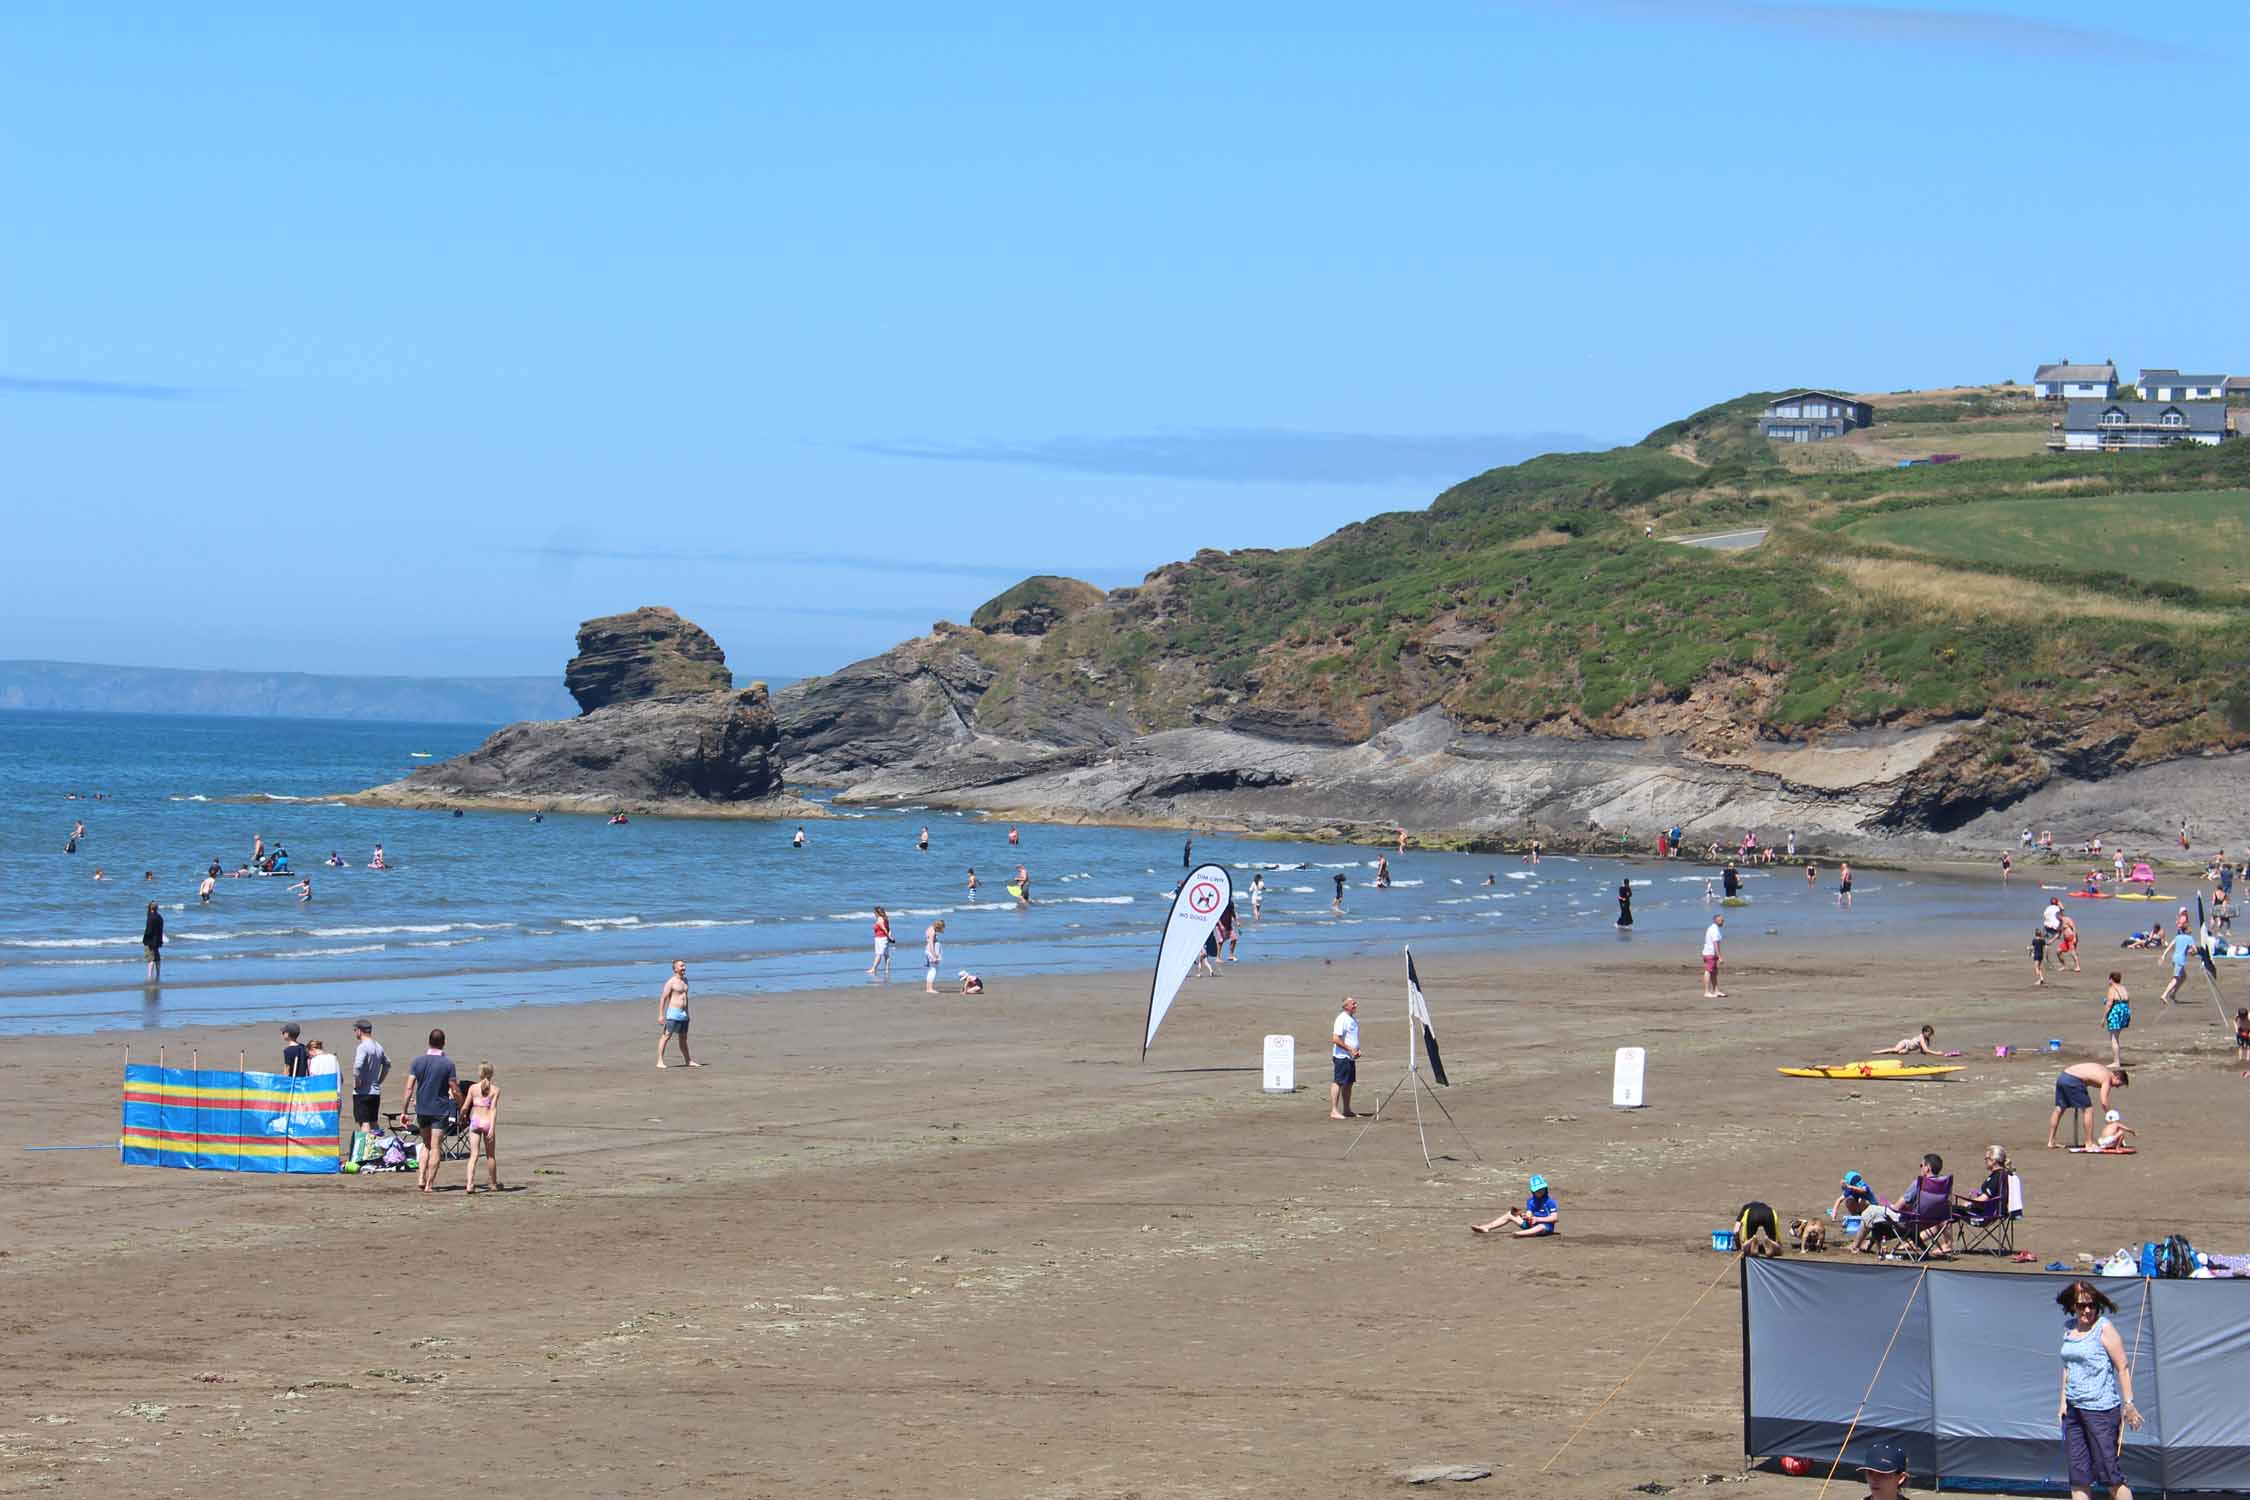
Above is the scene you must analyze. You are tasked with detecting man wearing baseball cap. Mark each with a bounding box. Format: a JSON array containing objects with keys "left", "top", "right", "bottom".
[{"left": 1858, "top": 1438, "right": 1908, "bottom": 1498}]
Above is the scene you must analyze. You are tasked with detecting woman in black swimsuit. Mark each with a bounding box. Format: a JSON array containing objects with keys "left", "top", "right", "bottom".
[{"left": 1616, "top": 879, "right": 1633, "bottom": 928}]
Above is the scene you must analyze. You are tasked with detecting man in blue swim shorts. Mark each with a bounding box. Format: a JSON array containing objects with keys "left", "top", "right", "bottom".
[{"left": 2047, "top": 1061, "right": 2125, "bottom": 1150}]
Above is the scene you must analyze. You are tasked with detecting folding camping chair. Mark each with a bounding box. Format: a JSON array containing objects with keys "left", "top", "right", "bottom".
[
  {"left": 1954, "top": 1172, "right": 2023, "bottom": 1256},
  {"left": 1893, "top": 1174, "right": 1956, "bottom": 1263}
]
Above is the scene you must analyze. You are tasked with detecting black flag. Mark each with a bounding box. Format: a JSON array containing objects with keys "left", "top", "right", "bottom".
[{"left": 1405, "top": 948, "right": 1449, "bottom": 1086}]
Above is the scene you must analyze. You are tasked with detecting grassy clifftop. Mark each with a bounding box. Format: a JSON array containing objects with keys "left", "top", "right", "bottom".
[{"left": 894, "top": 388, "right": 2250, "bottom": 817}]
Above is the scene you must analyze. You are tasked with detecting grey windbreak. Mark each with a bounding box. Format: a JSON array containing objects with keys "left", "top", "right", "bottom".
[{"left": 1743, "top": 1259, "right": 2250, "bottom": 1494}]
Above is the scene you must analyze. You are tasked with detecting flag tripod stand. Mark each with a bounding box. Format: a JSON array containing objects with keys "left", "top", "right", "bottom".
[{"left": 1344, "top": 947, "right": 1483, "bottom": 1168}]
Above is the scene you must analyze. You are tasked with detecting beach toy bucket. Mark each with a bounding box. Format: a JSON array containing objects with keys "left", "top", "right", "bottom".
[
  {"left": 2047, "top": 1038, "right": 2064, "bottom": 1052},
  {"left": 1843, "top": 1215, "right": 1863, "bottom": 1233},
  {"left": 1711, "top": 1228, "right": 1739, "bottom": 1252}
]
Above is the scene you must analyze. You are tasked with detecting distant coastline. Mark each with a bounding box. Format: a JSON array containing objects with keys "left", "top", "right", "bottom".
[{"left": 0, "top": 660, "right": 793, "bottom": 726}]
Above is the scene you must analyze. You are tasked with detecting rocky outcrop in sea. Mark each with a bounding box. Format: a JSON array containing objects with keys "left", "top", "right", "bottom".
[{"left": 350, "top": 607, "right": 809, "bottom": 818}]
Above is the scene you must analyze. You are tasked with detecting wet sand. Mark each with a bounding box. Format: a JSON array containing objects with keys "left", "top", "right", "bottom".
[{"left": 3, "top": 917, "right": 2242, "bottom": 1497}]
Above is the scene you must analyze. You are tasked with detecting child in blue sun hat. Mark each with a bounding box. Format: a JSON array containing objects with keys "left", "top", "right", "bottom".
[{"left": 1472, "top": 1173, "right": 1559, "bottom": 1237}]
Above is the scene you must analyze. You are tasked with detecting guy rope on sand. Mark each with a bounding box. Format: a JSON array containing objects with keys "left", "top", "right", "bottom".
[
  {"left": 1539, "top": 1250, "right": 1741, "bottom": 1475},
  {"left": 1815, "top": 1264, "right": 1928, "bottom": 1498}
]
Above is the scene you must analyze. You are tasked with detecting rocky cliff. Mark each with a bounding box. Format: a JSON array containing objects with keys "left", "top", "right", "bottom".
[
  {"left": 772, "top": 391, "right": 2250, "bottom": 853},
  {"left": 353, "top": 609, "right": 805, "bottom": 818}
]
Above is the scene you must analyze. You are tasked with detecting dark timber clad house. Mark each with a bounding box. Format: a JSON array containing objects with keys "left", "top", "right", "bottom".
[{"left": 1758, "top": 390, "right": 1873, "bottom": 444}]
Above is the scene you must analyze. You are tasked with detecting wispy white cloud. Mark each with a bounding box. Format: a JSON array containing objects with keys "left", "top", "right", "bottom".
[
  {"left": 1576, "top": 1, "right": 2180, "bottom": 61},
  {"left": 849, "top": 428, "right": 1605, "bottom": 485},
  {"left": 0, "top": 374, "right": 189, "bottom": 400}
]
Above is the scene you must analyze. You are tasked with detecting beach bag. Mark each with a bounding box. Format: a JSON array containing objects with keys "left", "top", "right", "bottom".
[
  {"left": 2161, "top": 1234, "right": 2200, "bottom": 1279},
  {"left": 349, "top": 1128, "right": 372, "bottom": 1165},
  {"left": 381, "top": 1138, "right": 409, "bottom": 1169}
]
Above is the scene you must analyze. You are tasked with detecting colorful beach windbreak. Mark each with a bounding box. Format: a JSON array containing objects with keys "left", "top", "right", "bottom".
[{"left": 120, "top": 1064, "right": 340, "bottom": 1173}]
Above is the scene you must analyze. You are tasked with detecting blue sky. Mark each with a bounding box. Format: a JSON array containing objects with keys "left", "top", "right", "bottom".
[{"left": 4, "top": 3, "right": 2237, "bottom": 679}]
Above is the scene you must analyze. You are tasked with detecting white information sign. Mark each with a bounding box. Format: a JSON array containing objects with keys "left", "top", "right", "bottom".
[
  {"left": 1612, "top": 1046, "right": 1646, "bottom": 1109},
  {"left": 1263, "top": 1034, "right": 1296, "bottom": 1094}
]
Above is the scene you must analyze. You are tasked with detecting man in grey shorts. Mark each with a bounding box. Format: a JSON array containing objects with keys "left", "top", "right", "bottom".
[{"left": 657, "top": 959, "right": 703, "bottom": 1070}]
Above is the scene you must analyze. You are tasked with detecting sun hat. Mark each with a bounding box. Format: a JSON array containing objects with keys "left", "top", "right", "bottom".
[
  {"left": 1528, "top": 1173, "right": 1549, "bottom": 1192},
  {"left": 1861, "top": 1438, "right": 1907, "bottom": 1475},
  {"left": 1844, "top": 1170, "right": 1867, "bottom": 1187},
  {"left": 2105, "top": 1109, "right": 2122, "bottom": 1122}
]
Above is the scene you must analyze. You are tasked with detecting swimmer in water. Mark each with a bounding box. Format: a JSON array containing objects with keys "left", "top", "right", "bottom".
[
  {"left": 1007, "top": 825, "right": 1020, "bottom": 846},
  {"left": 142, "top": 870, "right": 154, "bottom": 881},
  {"left": 966, "top": 867, "right": 978, "bottom": 899},
  {"left": 254, "top": 833, "right": 265, "bottom": 866},
  {"left": 530, "top": 813, "right": 543, "bottom": 823},
  {"left": 917, "top": 826, "right": 930, "bottom": 852},
  {"left": 1481, "top": 874, "right": 1495, "bottom": 886},
  {"left": 792, "top": 826, "right": 806, "bottom": 849},
  {"left": 289, "top": 875, "right": 313, "bottom": 903},
  {"left": 1251, "top": 871, "right": 1264, "bottom": 920},
  {"left": 1014, "top": 864, "right": 1032, "bottom": 905},
  {"left": 64, "top": 836, "right": 78, "bottom": 855},
  {"left": 92, "top": 867, "right": 107, "bottom": 881},
  {"left": 198, "top": 874, "right": 216, "bottom": 905},
  {"left": 371, "top": 844, "right": 388, "bottom": 869},
  {"left": 326, "top": 851, "right": 345, "bottom": 867},
  {"left": 73, "top": 819, "right": 86, "bottom": 840}
]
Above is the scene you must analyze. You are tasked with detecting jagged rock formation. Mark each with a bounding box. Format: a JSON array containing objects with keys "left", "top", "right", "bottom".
[
  {"left": 564, "top": 606, "right": 732, "bottom": 712},
  {"left": 353, "top": 611, "right": 801, "bottom": 817}
]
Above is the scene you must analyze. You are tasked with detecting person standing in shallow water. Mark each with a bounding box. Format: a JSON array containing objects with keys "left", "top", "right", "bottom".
[
  {"left": 1183, "top": 836, "right": 1193, "bottom": 869},
  {"left": 1616, "top": 879, "right": 1633, "bottom": 928},
  {"left": 140, "top": 901, "right": 164, "bottom": 982}
]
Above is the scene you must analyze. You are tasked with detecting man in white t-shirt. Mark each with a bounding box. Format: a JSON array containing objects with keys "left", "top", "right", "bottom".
[
  {"left": 2041, "top": 898, "right": 2064, "bottom": 939},
  {"left": 1702, "top": 913, "right": 1726, "bottom": 999},
  {"left": 1329, "top": 996, "right": 1362, "bottom": 1121}
]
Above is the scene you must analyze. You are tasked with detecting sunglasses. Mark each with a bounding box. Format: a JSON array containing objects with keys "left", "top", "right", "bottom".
[{"left": 2074, "top": 1301, "right": 2099, "bottom": 1311}]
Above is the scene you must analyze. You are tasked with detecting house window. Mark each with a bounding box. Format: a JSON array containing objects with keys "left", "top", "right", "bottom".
[
  {"left": 2100, "top": 409, "right": 2126, "bottom": 426},
  {"left": 2162, "top": 410, "right": 2185, "bottom": 427}
]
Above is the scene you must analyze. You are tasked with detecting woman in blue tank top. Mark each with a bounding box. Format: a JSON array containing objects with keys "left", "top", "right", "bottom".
[{"left": 2055, "top": 1281, "right": 2141, "bottom": 1499}]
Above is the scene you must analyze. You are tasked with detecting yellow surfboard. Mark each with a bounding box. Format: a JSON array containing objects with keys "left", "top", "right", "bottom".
[{"left": 1778, "top": 1061, "right": 1965, "bottom": 1080}]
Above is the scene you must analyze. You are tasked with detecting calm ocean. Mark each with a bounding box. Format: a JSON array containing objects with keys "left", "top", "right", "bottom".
[{"left": 1, "top": 710, "right": 2031, "bottom": 1035}]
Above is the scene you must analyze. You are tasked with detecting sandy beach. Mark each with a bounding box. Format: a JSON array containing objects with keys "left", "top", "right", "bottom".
[{"left": 4, "top": 915, "right": 2243, "bottom": 1497}]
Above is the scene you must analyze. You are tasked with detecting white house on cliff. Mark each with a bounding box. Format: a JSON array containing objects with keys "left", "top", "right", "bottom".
[{"left": 2032, "top": 360, "right": 2117, "bottom": 400}]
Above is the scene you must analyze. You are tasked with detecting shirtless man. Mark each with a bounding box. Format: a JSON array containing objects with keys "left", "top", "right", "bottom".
[
  {"left": 2046, "top": 1061, "right": 2127, "bottom": 1150},
  {"left": 656, "top": 959, "right": 702, "bottom": 1069}
]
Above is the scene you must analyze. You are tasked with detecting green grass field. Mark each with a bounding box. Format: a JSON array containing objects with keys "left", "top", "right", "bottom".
[{"left": 1843, "top": 490, "right": 2250, "bottom": 595}]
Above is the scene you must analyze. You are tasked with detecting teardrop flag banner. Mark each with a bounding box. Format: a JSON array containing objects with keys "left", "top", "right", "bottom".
[
  {"left": 1405, "top": 947, "right": 1449, "bottom": 1086},
  {"left": 1142, "top": 862, "right": 1235, "bottom": 1057}
]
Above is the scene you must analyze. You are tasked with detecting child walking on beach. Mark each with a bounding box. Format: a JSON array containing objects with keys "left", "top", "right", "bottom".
[{"left": 463, "top": 1061, "right": 502, "bottom": 1194}]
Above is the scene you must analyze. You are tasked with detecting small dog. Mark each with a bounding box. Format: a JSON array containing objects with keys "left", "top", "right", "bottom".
[{"left": 1790, "top": 1217, "right": 1828, "bottom": 1253}]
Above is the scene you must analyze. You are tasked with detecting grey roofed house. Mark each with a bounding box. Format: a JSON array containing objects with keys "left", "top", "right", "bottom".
[
  {"left": 2034, "top": 360, "right": 2117, "bottom": 384},
  {"left": 2057, "top": 397, "right": 2230, "bottom": 449},
  {"left": 2228, "top": 375, "right": 2250, "bottom": 397},
  {"left": 2139, "top": 367, "right": 2228, "bottom": 389}
]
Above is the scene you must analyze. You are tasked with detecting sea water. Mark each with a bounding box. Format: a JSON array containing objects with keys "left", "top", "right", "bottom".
[{"left": 2, "top": 709, "right": 2038, "bottom": 1035}]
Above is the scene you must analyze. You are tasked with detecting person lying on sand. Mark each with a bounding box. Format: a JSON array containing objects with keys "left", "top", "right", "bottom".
[
  {"left": 1471, "top": 1174, "right": 1557, "bottom": 1237},
  {"left": 1874, "top": 1025, "right": 1940, "bottom": 1057}
]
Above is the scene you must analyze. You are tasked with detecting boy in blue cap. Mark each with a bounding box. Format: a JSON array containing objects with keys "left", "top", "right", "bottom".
[
  {"left": 1858, "top": 1437, "right": 1909, "bottom": 1498},
  {"left": 1471, "top": 1174, "right": 1559, "bottom": 1237},
  {"left": 1831, "top": 1170, "right": 1877, "bottom": 1222}
]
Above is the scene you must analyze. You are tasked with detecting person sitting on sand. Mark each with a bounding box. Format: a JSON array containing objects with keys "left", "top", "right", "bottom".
[
  {"left": 1831, "top": 1170, "right": 1878, "bottom": 1222},
  {"left": 957, "top": 970, "right": 984, "bottom": 995},
  {"left": 2093, "top": 1110, "right": 2135, "bottom": 1152},
  {"left": 1875, "top": 1025, "right": 1940, "bottom": 1057},
  {"left": 1472, "top": 1174, "right": 1558, "bottom": 1237}
]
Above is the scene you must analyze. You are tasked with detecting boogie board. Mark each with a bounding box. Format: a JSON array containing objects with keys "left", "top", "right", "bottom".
[
  {"left": 1005, "top": 883, "right": 1025, "bottom": 900},
  {"left": 1778, "top": 1061, "right": 1964, "bottom": 1080},
  {"left": 2069, "top": 1146, "right": 2138, "bottom": 1155},
  {"left": 1721, "top": 896, "right": 1750, "bottom": 907},
  {"left": 2113, "top": 893, "right": 2174, "bottom": 902}
]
